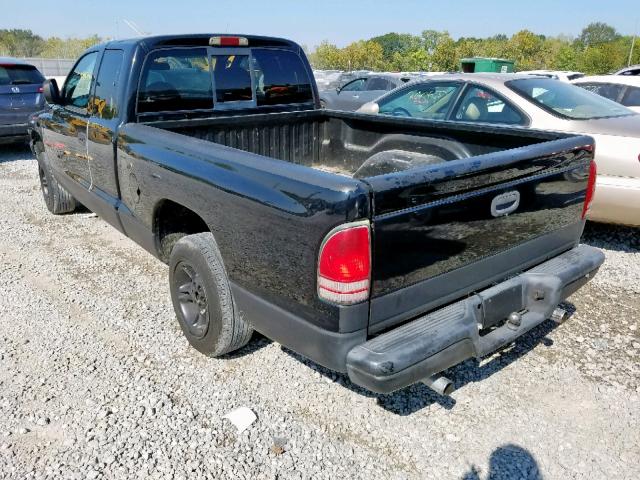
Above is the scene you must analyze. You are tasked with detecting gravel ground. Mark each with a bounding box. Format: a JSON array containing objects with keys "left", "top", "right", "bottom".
[{"left": 0, "top": 145, "right": 639, "bottom": 480}]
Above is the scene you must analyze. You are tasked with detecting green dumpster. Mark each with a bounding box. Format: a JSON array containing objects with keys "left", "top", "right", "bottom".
[{"left": 460, "top": 57, "right": 515, "bottom": 73}]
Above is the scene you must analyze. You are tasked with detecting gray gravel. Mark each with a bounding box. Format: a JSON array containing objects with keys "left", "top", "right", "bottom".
[{"left": 0, "top": 145, "right": 639, "bottom": 480}]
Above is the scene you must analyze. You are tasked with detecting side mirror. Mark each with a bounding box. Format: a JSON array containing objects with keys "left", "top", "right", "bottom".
[
  {"left": 42, "top": 79, "right": 61, "bottom": 105},
  {"left": 356, "top": 102, "right": 380, "bottom": 115},
  {"left": 336, "top": 86, "right": 342, "bottom": 94}
]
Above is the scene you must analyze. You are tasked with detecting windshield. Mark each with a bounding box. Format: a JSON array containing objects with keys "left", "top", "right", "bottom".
[
  {"left": 506, "top": 77, "right": 634, "bottom": 119},
  {"left": 0, "top": 64, "right": 44, "bottom": 86}
]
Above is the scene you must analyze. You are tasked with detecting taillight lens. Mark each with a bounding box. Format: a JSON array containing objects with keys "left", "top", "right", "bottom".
[
  {"left": 582, "top": 160, "right": 597, "bottom": 219},
  {"left": 318, "top": 223, "right": 371, "bottom": 305}
]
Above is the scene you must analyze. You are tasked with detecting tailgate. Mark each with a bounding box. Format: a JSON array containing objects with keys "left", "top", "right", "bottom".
[{"left": 363, "top": 135, "right": 595, "bottom": 332}]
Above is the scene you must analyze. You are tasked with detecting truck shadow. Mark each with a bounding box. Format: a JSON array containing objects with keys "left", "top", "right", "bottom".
[
  {"left": 281, "top": 303, "right": 574, "bottom": 416},
  {"left": 581, "top": 221, "right": 639, "bottom": 253},
  {"left": 0, "top": 144, "right": 33, "bottom": 163}
]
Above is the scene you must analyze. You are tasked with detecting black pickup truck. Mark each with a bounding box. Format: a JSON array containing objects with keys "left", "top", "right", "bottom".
[{"left": 30, "top": 34, "right": 604, "bottom": 395}]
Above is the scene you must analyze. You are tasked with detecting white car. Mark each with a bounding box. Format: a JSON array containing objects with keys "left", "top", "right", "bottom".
[
  {"left": 357, "top": 73, "right": 640, "bottom": 226},
  {"left": 572, "top": 75, "right": 640, "bottom": 113},
  {"left": 518, "top": 70, "right": 585, "bottom": 82}
]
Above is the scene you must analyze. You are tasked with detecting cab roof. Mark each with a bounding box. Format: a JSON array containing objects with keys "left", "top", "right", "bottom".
[
  {"left": 0, "top": 56, "right": 35, "bottom": 66},
  {"left": 97, "top": 34, "right": 300, "bottom": 51}
]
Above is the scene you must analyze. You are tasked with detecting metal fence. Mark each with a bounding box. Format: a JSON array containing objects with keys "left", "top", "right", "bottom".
[{"left": 20, "top": 58, "right": 75, "bottom": 77}]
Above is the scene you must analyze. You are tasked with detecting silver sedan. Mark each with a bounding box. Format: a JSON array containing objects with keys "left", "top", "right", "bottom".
[{"left": 357, "top": 74, "right": 640, "bottom": 227}]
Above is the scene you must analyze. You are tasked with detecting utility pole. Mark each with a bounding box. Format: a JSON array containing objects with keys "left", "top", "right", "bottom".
[{"left": 630, "top": 21, "right": 638, "bottom": 67}]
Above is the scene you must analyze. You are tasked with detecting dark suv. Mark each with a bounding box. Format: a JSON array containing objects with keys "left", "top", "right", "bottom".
[{"left": 0, "top": 58, "right": 46, "bottom": 145}]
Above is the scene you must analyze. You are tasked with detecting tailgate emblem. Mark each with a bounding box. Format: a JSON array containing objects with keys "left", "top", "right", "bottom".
[
  {"left": 11, "top": 86, "right": 20, "bottom": 93},
  {"left": 491, "top": 190, "right": 520, "bottom": 217}
]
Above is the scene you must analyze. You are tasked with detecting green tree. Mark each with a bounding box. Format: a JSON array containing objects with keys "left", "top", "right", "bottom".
[
  {"left": 431, "top": 34, "right": 457, "bottom": 71},
  {"left": 0, "top": 29, "right": 44, "bottom": 57},
  {"left": 342, "top": 40, "right": 384, "bottom": 70},
  {"left": 508, "top": 30, "right": 544, "bottom": 70},
  {"left": 578, "top": 22, "right": 620, "bottom": 48},
  {"left": 370, "top": 32, "right": 422, "bottom": 58},
  {"left": 309, "top": 41, "right": 344, "bottom": 69}
]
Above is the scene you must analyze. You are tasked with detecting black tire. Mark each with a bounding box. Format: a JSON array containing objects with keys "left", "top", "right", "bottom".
[
  {"left": 37, "top": 154, "right": 77, "bottom": 214},
  {"left": 169, "top": 232, "right": 252, "bottom": 356}
]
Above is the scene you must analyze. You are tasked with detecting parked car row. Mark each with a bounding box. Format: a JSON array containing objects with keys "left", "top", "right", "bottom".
[{"left": 355, "top": 73, "right": 640, "bottom": 226}]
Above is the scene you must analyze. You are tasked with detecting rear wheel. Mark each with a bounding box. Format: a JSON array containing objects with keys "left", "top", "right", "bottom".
[
  {"left": 169, "top": 232, "right": 253, "bottom": 356},
  {"left": 37, "top": 154, "right": 77, "bottom": 214}
]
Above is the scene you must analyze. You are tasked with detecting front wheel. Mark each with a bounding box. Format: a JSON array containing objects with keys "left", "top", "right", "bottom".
[
  {"left": 37, "top": 154, "right": 77, "bottom": 214},
  {"left": 169, "top": 232, "right": 253, "bottom": 357}
]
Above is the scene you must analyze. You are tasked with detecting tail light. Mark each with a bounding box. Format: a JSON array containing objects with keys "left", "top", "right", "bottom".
[
  {"left": 209, "top": 36, "right": 249, "bottom": 47},
  {"left": 38, "top": 86, "right": 44, "bottom": 93},
  {"left": 582, "top": 160, "right": 597, "bottom": 219},
  {"left": 317, "top": 222, "right": 371, "bottom": 305}
]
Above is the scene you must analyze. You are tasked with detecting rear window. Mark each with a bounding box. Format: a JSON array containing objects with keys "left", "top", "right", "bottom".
[
  {"left": 138, "top": 47, "right": 313, "bottom": 115},
  {"left": 138, "top": 48, "right": 213, "bottom": 114},
  {"left": 0, "top": 64, "right": 44, "bottom": 86},
  {"left": 507, "top": 77, "right": 633, "bottom": 119},
  {"left": 251, "top": 49, "right": 313, "bottom": 106},
  {"left": 212, "top": 54, "right": 252, "bottom": 103}
]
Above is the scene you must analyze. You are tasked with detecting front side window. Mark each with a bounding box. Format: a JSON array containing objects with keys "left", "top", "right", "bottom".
[
  {"left": 577, "top": 83, "right": 625, "bottom": 103},
  {"left": 91, "top": 50, "right": 124, "bottom": 120},
  {"left": 341, "top": 78, "right": 366, "bottom": 92},
  {"left": 251, "top": 49, "right": 313, "bottom": 106},
  {"left": 366, "top": 77, "right": 395, "bottom": 91},
  {"left": 454, "top": 86, "right": 524, "bottom": 125},
  {"left": 0, "top": 64, "right": 44, "bottom": 86},
  {"left": 378, "top": 83, "right": 461, "bottom": 120},
  {"left": 507, "top": 77, "right": 633, "bottom": 119},
  {"left": 138, "top": 48, "right": 213, "bottom": 113},
  {"left": 63, "top": 52, "right": 98, "bottom": 110},
  {"left": 621, "top": 86, "right": 640, "bottom": 107}
]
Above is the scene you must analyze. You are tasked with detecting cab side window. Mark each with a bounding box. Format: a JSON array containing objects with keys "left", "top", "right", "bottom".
[
  {"left": 63, "top": 52, "right": 99, "bottom": 110},
  {"left": 91, "top": 50, "right": 124, "bottom": 119},
  {"left": 341, "top": 78, "right": 366, "bottom": 92}
]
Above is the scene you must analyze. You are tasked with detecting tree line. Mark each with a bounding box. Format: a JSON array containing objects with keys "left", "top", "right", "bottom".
[
  {"left": 1, "top": 23, "right": 637, "bottom": 75},
  {"left": 309, "top": 22, "right": 639, "bottom": 74},
  {"left": 0, "top": 29, "right": 101, "bottom": 59}
]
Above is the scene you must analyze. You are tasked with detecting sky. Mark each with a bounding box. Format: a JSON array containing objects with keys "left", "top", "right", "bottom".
[{"left": 1, "top": 0, "right": 638, "bottom": 48}]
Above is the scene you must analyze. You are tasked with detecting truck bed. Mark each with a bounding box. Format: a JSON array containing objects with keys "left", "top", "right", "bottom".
[{"left": 154, "top": 109, "right": 553, "bottom": 178}]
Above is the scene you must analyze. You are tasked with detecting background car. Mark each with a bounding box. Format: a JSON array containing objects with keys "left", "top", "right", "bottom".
[
  {"left": 0, "top": 57, "right": 46, "bottom": 145},
  {"left": 517, "top": 70, "right": 585, "bottom": 82},
  {"left": 572, "top": 75, "right": 640, "bottom": 113},
  {"left": 357, "top": 73, "right": 640, "bottom": 226},
  {"left": 319, "top": 74, "right": 414, "bottom": 111},
  {"left": 615, "top": 64, "right": 640, "bottom": 76}
]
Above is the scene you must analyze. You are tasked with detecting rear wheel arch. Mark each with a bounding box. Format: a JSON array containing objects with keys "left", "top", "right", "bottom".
[{"left": 153, "top": 199, "right": 212, "bottom": 263}]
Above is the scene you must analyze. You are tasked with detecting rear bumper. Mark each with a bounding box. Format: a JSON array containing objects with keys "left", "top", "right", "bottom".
[
  {"left": 588, "top": 175, "right": 640, "bottom": 227},
  {"left": 346, "top": 245, "right": 604, "bottom": 394},
  {"left": 0, "top": 123, "right": 29, "bottom": 144}
]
